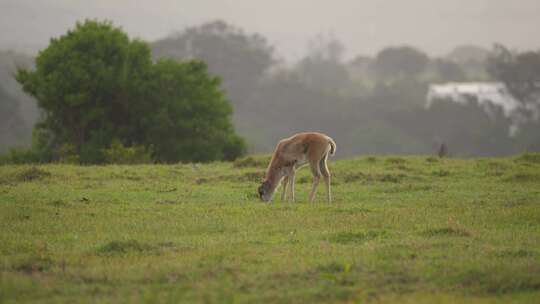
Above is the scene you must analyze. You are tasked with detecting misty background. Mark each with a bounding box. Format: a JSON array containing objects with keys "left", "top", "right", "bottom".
[
  {"left": 2, "top": 0, "right": 540, "bottom": 159},
  {"left": 2, "top": 0, "right": 540, "bottom": 60}
]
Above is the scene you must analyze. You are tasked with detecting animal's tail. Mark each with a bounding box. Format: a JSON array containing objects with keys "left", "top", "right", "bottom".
[{"left": 327, "top": 137, "right": 337, "bottom": 156}]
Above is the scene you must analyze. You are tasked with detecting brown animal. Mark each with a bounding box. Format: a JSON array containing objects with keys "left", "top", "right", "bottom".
[{"left": 257, "top": 132, "right": 336, "bottom": 203}]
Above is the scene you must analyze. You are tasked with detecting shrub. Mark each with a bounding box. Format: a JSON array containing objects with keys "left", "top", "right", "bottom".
[
  {"left": 102, "top": 140, "right": 153, "bottom": 164},
  {"left": 16, "top": 20, "right": 246, "bottom": 164},
  {"left": 0, "top": 148, "right": 40, "bottom": 165},
  {"left": 56, "top": 144, "right": 79, "bottom": 164}
]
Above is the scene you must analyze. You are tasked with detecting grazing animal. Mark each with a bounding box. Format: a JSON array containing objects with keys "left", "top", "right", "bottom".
[
  {"left": 438, "top": 143, "right": 448, "bottom": 158},
  {"left": 257, "top": 132, "right": 336, "bottom": 203}
]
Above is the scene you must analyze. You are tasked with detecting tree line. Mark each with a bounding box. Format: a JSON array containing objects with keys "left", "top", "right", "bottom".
[{"left": 1, "top": 19, "right": 539, "bottom": 163}]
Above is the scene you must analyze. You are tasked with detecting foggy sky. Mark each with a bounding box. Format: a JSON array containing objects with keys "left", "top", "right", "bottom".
[{"left": 1, "top": 0, "right": 539, "bottom": 61}]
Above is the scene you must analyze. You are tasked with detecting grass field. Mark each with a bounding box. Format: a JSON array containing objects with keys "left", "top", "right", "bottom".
[{"left": 1, "top": 154, "right": 540, "bottom": 303}]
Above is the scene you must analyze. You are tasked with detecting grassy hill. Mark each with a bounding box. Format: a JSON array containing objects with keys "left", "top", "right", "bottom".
[{"left": 1, "top": 154, "right": 539, "bottom": 303}]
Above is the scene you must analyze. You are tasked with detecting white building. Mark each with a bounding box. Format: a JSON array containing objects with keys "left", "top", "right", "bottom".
[
  {"left": 426, "top": 82, "right": 522, "bottom": 116},
  {"left": 425, "top": 82, "right": 532, "bottom": 136}
]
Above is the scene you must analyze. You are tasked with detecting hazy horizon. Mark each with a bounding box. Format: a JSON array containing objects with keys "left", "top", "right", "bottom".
[{"left": 1, "top": 0, "right": 540, "bottom": 61}]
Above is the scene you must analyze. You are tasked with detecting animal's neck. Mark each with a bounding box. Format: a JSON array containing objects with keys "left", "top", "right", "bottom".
[{"left": 265, "top": 165, "right": 284, "bottom": 190}]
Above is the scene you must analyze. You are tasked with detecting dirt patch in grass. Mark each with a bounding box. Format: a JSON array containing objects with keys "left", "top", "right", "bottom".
[
  {"left": 432, "top": 169, "right": 450, "bottom": 177},
  {"left": 329, "top": 230, "right": 387, "bottom": 244},
  {"left": 504, "top": 199, "right": 533, "bottom": 208},
  {"left": 382, "top": 184, "right": 432, "bottom": 193},
  {"left": 333, "top": 207, "right": 372, "bottom": 215},
  {"left": 379, "top": 173, "right": 405, "bottom": 183},
  {"left": 0, "top": 167, "right": 52, "bottom": 185},
  {"left": 456, "top": 268, "right": 540, "bottom": 294},
  {"left": 386, "top": 157, "right": 407, "bottom": 165},
  {"left": 109, "top": 172, "right": 143, "bottom": 181},
  {"left": 422, "top": 227, "right": 471, "bottom": 237},
  {"left": 49, "top": 199, "right": 70, "bottom": 207},
  {"left": 342, "top": 172, "right": 367, "bottom": 183},
  {"left": 17, "top": 167, "right": 51, "bottom": 182},
  {"left": 156, "top": 199, "right": 181, "bottom": 205},
  {"left": 97, "top": 240, "right": 164, "bottom": 255},
  {"left": 12, "top": 256, "right": 54, "bottom": 274},
  {"left": 197, "top": 171, "right": 263, "bottom": 184},
  {"left": 494, "top": 249, "right": 537, "bottom": 258},
  {"left": 341, "top": 172, "right": 406, "bottom": 184},
  {"left": 394, "top": 165, "right": 413, "bottom": 171}
]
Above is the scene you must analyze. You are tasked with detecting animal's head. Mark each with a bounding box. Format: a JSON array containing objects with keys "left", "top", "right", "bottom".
[{"left": 257, "top": 180, "right": 273, "bottom": 202}]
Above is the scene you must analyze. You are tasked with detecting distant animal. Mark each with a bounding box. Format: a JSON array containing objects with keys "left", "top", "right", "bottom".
[
  {"left": 257, "top": 132, "right": 336, "bottom": 203},
  {"left": 438, "top": 143, "right": 448, "bottom": 158}
]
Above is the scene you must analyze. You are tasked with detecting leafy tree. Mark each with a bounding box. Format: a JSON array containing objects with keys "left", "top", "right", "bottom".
[
  {"left": 447, "top": 45, "right": 489, "bottom": 64},
  {"left": 145, "top": 59, "right": 246, "bottom": 162},
  {"left": 446, "top": 45, "right": 490, "bottom": 80},
  {"left": 433, "top": 58, "right": 467, "bottom": 82},
  {"left": 419, "top": 99, "right": 516, "bottom": 156},
  {"left": 151, "top": 20, "right": 275, "bottom": 107},
  {"left": 373, "top": 46, "right": 429, "bottom": 81},
  {"left": 295, "top": 35, "right": 350, "bottom": 92},
  {"left": 486, "top": 44, "right": 540, "bottom": 152},
  {"left": 17, "top": 20, "right": 151, "bottom": 162},
  {"left": 16, "top": 20, "right": 245, "bottom": 163},
  {"left": 487, "top": 44, "right": 540, "bottom": 104}
]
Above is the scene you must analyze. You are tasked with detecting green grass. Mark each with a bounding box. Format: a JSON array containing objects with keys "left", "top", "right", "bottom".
[{"left": 1, "top": 154, "right": 540, "bottom": 303}]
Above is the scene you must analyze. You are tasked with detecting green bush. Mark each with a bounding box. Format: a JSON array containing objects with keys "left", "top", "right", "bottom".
[
  {"left": 16, "top": 20, "right": 246, "bottom": 164},
  {"left": 0, "top": 127, "right": 55, "bottom": 165},
  {"left": 0, "top": 148, "right": 40, "bottom": 165},
  {"left": 102, "top": 140, "right": 153, "bottom": 164},
  {"left": 56, "top": 144, "right": 80, "bottom": 164}
]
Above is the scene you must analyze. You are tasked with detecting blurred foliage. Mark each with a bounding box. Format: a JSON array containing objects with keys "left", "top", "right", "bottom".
[
  {"left": 152, "top": 20, "right": 275, "bottom": 108},
  {"left": 372, "top": 46, "right": 429, "bottom": 81},
  {"left": 446, "top": 45, "right": 490, "bottom": 80},
  {"left": 102, "top": 140, "right": 152, "bottom": 164},
  {"left": 295, "top": 34, "right": 350, "bottom": 92},
  {"left": 487, "top": 44, "right": 540, "bottom": 104},
  {"left": 2, "top": 19, "right": 539, "bottom": 160},
  {"left": 56, "top": 144, "right": 80, "bottom": 164},
  {"left": 13, "top": 20, "right": 245, "bottom": 164},
  {"left": 145, "top": 59, "right": 246, "bottom": 162}
]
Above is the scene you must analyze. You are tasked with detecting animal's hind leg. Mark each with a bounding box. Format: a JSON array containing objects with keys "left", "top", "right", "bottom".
[
  {"left": 308, "top": 161, "right": 321, "bottom": 203},
  {"left": 281, "top": 175, "right": 289, "bottom": 202},
  {"left": 320, "top": 154, "right": 331, "bottom": 203}
]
